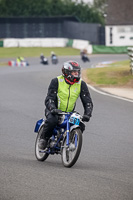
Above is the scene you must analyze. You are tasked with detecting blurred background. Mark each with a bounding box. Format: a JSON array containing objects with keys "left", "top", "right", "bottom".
[{"left": 0, "top": 0, "right": 133, "bottom": 54}]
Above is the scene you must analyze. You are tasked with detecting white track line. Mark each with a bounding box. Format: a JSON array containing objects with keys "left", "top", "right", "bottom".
[{"left": 87, "top": 84, "right": 133, "bottom": 103}]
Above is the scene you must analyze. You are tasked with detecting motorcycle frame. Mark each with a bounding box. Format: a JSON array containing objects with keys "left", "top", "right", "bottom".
[{"left": 34, "top": 113, "right": 81, "bottom": 154}]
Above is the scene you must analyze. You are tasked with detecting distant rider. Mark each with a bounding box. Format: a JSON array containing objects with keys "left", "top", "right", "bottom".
[
  {"left": 80, "top": 49, "right": 90, "bottom": 62},
  {"left": 51, "top": 51, "right": 56, "bottom": 59},
  {"left": 16, "top": 56, "right": 24, "bottom": 63},
  {"left": 39, "top": 60, "right": 93, "bottom": 149},
  {"left": 40, "top": 53, "right": 45, "bottom": 62}
]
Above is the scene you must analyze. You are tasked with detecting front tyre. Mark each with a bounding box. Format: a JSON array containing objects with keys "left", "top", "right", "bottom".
[
  {"left": 35, "top": 126, "right": 49, "bottom": 161},
  {"left": 61, "top": 128, "right": 82, "bottom": 168}
]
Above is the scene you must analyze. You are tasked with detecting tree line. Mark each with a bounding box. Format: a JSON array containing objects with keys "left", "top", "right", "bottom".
[{"left": 0, "top": 0, "right": 107, "bottom": 25}]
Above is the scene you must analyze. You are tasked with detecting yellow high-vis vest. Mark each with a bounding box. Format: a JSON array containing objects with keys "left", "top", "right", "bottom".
[{"left": 57, "top": 75, "right": 81, "bottom": 112}]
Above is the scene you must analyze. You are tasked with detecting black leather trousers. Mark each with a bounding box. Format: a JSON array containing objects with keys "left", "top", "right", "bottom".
[{"left": 41, "top": 113, "right": 58, "bottom": 139}]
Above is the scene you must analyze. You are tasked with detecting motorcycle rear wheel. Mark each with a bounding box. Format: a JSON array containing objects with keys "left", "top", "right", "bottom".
[
  {"left": 61, "top": 128, "right": 82, "bottom": 168},
  {"left": 52, "top": 59, "right": 58, "bottom": 64},
  {"left": 35, "top": 126, "right": 49, "bottom": 161}
]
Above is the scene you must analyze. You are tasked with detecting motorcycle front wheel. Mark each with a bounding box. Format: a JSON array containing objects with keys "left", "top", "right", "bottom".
[
  {"left": 61, "top": 128, "right": 82, "bottom": 168},
  {"left": 35, "top": 126, "right": 49, "bottom": 161}
]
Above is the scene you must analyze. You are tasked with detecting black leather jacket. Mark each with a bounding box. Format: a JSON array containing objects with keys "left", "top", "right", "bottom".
[{"left": 44, "top": 77, "right": 93, "bottom": 117}]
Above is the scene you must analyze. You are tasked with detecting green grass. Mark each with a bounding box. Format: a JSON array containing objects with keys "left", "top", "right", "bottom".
[
  {"left": 0, "top": 47, "right": 80, "bottom": 58},
  {"left": 86, "top": 60, "right": 133, "bottom": 87}
]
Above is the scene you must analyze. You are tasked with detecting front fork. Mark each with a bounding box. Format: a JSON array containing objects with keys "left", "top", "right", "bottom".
[
  {"left": 66, "top": 122, "right": 77, "bottom": 148},
  {"left": 66, "top": 121, "right": 70, "bottom": 146}
]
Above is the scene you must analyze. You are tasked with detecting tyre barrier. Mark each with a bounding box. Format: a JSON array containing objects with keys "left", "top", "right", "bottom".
[{"left": 8, "top": 61, "right": 29, "bottom": 67}]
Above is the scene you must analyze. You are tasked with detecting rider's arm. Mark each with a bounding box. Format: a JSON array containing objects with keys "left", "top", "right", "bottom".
[
  {"left": 80, "top": 80, "right": 93, "bottom": 117},
  {"left": 45, "top": 78, "right": 58, "bottom": 111}
]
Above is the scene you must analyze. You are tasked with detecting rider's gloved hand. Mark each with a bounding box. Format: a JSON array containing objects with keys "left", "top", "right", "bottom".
[
  {"left": 82, "top": 115, "right": 90, "bottom": 122},
  {"left": 51, "top": 109, "right": 62, "bottom": 115}
]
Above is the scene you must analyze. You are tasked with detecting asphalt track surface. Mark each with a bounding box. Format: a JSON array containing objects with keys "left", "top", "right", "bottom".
[{"left": 0, "top": 54, "right": 133, "bottom": 200}]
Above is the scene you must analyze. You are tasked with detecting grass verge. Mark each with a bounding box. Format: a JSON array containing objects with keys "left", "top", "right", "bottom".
[
  {"left": 83, "top": 60, "right": 133, "bottom": 88},
  {"left": 0, "top": 62, "right": 8, "bottom": 66},
  {"left": 0, "top": 47, "right": 80, "bottom": 58}
]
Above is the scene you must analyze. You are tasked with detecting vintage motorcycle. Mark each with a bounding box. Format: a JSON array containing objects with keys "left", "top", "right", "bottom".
[
  {"left": 34, "top": 111, "right": 85, "bottom": 168},
  {"left": 81, "top": 54, "right": 90, "bottom": 62},
  {"left": 51, "top": 55, "right": 58, "bottom": 64},
  {"left": 40, "top": 57, "right": 49, "bottom": 65}
]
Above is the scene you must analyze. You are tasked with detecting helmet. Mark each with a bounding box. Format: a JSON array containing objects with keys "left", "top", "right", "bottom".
[{"left": 62, "top": 61, "right": 81, "bottom": 84}]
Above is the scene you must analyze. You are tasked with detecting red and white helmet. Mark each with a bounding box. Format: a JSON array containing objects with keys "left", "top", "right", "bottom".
[{"left": 62, "top": 61, "right": 81, "bottom": 84}]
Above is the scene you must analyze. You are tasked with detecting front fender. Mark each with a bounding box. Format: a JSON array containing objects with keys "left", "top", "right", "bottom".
[
  {"left": 70, "top": 124, "right": 80, "bottom": 132},
  {"left": 34, "top": 118, "right": 45, "bottom": 133}
]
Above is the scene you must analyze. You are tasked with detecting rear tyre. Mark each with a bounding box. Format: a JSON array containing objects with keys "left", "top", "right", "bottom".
[
  {"left": 61, "top": 128, "right": 82, "bottom": 168},
  {"left": 35, "top": 126, "right": 49, "bottom": 161},
  {"left": 52, "top": 59, "right": 58, "bottom": 64}
]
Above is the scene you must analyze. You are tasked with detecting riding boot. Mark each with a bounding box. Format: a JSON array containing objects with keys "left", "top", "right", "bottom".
[{"left": 39, "top": 113, "right": 58, "bottom": 150}]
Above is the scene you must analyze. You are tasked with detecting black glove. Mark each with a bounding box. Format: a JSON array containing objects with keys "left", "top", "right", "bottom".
[
  {"left": 82, "top": 115, "right": 90, "bottom": 122},
  {"left": 51, "top": 109, "right": 62, "bottom": 115}
]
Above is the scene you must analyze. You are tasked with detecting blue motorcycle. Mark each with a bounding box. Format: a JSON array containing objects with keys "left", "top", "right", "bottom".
[{"left": 34, "top": 112, "right": 85, "bottom": 168}]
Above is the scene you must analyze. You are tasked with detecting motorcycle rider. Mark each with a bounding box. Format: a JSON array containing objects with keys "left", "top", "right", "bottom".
[
  {"left": 80, "top": 49, "right": 90, "bottom": 62},
  {"left": 51, "top": 51, "right": 56, "bottom": 58},
  {"left": 51, "top": 51, "right": 58, "bottom": 64},
  {"left": 39, "top": 60, "right": 93, "bottom": 149},
  {"left": 40, "top": 53, "right": 44, "bottom": 62},
  {"left": 16, "top": 56, "right": 25, "bottom": 63}
]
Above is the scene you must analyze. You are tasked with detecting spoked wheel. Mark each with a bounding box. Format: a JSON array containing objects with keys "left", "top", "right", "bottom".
[
  {"left": 61, "top": 128, "right": 82, "bottom": 168},
  {"left": 35, "top": 126, "right": 49, "bottom": 161}
]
